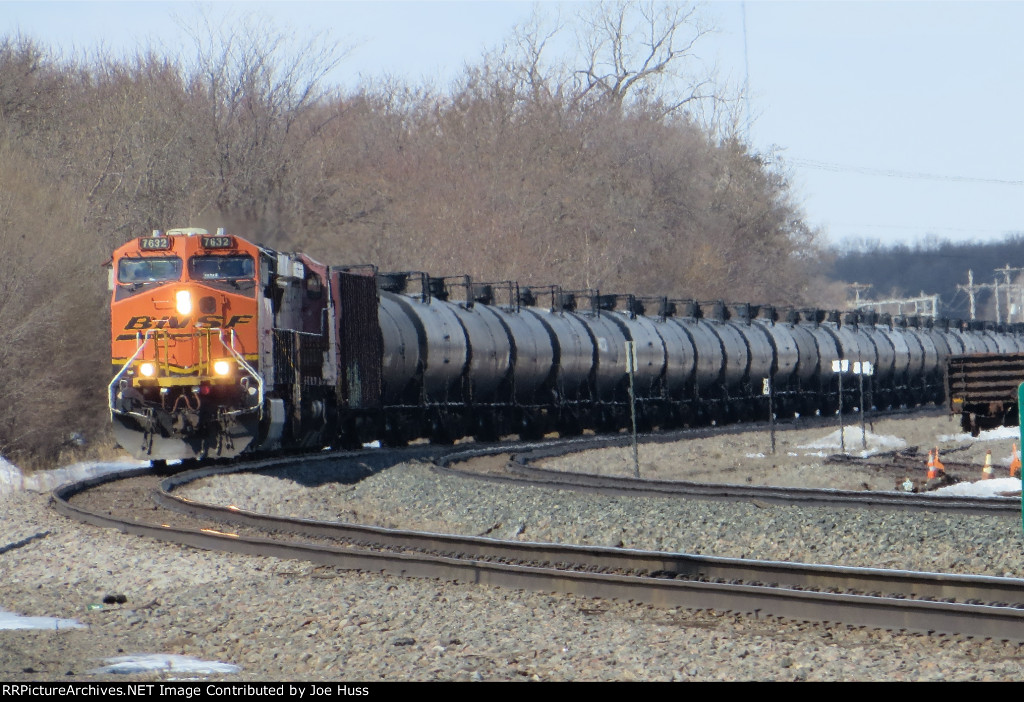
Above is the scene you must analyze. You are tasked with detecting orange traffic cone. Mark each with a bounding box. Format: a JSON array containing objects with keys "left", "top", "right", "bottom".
[
  {"left": 927, "top": 450, "right": 940, "bottom": 480},
  {"left": 1010, "top": 444, "right": 1021, "bottom": 479},
  {"left": 933, "top": 448, "right": 945, "bottom": 476},
  {"left": 982, "top": 450, "right": 994, "bottom": 480}
]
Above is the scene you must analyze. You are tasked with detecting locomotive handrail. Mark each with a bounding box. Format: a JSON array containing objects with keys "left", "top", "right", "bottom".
[
  {"left": 220, "top": 328, "right": 264, "bottom": 418},
  {"left": 108, "top": 331, "right": 155, "bottom": 420}
]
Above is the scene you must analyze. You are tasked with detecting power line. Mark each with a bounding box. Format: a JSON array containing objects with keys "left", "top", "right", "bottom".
[{"left": 789, "top": 158, "right": 1024, "bottom": 186}]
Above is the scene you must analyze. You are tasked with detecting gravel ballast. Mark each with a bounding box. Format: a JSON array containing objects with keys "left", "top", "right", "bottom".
[{"left": 4, "top": 413, "right": 1024, "bottom": 681}]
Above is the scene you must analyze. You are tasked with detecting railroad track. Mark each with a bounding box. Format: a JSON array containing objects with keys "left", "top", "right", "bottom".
[
  {"left": 435, "top": 440, "right": 1022, "bottom": 516},
  {"left": 51, "top": 433, "right": 1024, "bottom": 643}
]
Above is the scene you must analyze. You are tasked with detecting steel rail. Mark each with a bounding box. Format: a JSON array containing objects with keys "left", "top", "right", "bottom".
[
  {"left": 428, "top": 442, "right": 1022, "bottom": 515},
  {"left": 50, "top": 451, "right": 1024, "bottom": 643},
  {"left": 50, "top": 475, "right": 1024, "bottom": 642},
  {"left": 154, "top": 469, "right": 1024, "bottom": 608}
]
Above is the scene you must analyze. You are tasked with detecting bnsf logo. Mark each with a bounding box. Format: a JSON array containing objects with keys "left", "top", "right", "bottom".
[{"left": 122, "top": 315, "right": 254, "bottom": 330}]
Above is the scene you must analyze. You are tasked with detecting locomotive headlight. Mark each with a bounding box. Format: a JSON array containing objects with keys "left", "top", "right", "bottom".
[
  {"left": 139, "top": 362, "right": 156, "bottom": 377},
  {"left": 175, "top": 289, "right": 192, "bottom": 316},
  {"left": 213, "top": 360, "right": 232, "bottom": 376}
]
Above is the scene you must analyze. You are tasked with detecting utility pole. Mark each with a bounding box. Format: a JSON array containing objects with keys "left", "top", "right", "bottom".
[
  {"left": 956, "top": 269, "right": 1001, "bottom": 321},
  {"left": 995, "top": 264, "right": 1024, "bottom": 323},
  {"left": 958, "top": 270, "right": 979, "bottom": 320},
  {"left": 995, "top": 278, "right": 1001, "bottom": 324}
]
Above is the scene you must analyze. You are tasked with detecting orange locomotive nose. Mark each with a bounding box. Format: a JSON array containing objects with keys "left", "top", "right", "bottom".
[{"left": 109, "top": 228, "right": 264, "bottom": 461}]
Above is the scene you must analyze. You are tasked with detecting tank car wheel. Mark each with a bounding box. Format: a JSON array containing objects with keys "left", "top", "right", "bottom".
[
  {"left": 906, "top": 388, "right": 923, "bottom": 408},
  {"left": 430, "top": 424, "right": 455, "bottom": 445},
  {"left": 736, "top": 401, "right": 757, "bottom": 423},
  {"left": 382, "top": 429, "right": 408, "bottom": 448},
  {"left": 518, "top": 415, "right": 545, "bottom": 441},
  {"left": 558, "top": 413, "right": 582, "bottom": 437},
  {"left": 773, "top": 397, "right": 789, "bottom": 420},
  {"left": 596, "top": 409, "right": 620, "bottom": 434},
  {"left": 473, "top": 414, "right": 500, "bottom": 443},
  {"left": 799, "top": 396, "right": 818, "bottom": 418},
  {"left": 874, "top": 390, "right": 892, "bottom": 411},
  {"left": 691, "top": 406, "right": 710, "bottom": 427}
]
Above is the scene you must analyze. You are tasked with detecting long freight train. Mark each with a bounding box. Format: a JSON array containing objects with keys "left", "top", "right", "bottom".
[{"left": 109, "top": 228, "right": 1024, "bottom": 462}]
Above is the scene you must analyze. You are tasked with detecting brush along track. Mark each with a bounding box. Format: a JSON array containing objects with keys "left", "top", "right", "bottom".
[{"left": 52, "top": 441, "right": 1024, "bottom": 643}]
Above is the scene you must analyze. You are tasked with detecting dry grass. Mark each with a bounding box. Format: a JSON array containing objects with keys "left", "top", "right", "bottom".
[{"left": 12, "top": 425, "right": 128, "bottom": 475}]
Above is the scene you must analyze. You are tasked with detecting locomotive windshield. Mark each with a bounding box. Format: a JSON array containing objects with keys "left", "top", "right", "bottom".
[
  {"left": 189, "top": 255, "right": 255, "bottom": 281},
  {"left": 117, "top": 256, "right": 183, "bottom": 284}
]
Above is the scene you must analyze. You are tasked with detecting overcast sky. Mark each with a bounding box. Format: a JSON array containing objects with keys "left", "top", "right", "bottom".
[{"left": 3, "top": 1, "right": 1021, "bottom": 250}]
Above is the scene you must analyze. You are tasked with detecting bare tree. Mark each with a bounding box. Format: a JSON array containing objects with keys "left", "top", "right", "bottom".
[
  {"left": 180, "top": 8, "right": 350, "bottom": 242},
  {"left": 0, "top": 34, "right": 68, "bottom": 136},
  {"left": 573, "top": 0, "right": 718, "bottom": 116},
  {"left": 0, "top": 137, "right": 108, "bottom": 462}
]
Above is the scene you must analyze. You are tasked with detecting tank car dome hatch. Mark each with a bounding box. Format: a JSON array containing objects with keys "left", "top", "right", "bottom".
[
  {"left": 472, "top": 284, "right": 494, "bottom": 305},
  {"left": 377, "top": 272, "right": 409, "bottom": 294},
  {"left": 427, "top": 277, "right": 449, "bottom": 301}
]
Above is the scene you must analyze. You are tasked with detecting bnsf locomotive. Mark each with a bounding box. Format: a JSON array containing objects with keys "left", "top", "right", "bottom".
[{"left": 109, "top": 228, "right": 1024, "bottom": 463}]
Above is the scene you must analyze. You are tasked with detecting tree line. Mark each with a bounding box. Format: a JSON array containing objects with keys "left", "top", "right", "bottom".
[
  {"left": 830, "top": 234, "right": 1024, "bottom": 321},
  {"left": 0, "top": 2, "right": 823, "bottom": 464}
]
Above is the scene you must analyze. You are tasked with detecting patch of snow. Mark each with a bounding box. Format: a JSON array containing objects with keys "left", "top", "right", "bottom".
[
  {"left": 0, "top": 457, "right": 23, "bottom": 494},
  {"left": 0, "top": 608, "right": 85, "bottom": 631},
  {"left": 932, "top": 477, "right": 1022, "bottom": 497},
  {"left": 938, "top": 425, "right": 1022, "bottom": 443},
  {"left": 798, "top": 427, "right": 907, "bottom": 457},
  {"left": 0, "top": 457, "right": 149, "bottom": 498},
  {"left": 90, "top": 654, "right": 240, "bottom": 676},
  {"left": 745, "top": 453, "right": 766, "bottom": 459}
]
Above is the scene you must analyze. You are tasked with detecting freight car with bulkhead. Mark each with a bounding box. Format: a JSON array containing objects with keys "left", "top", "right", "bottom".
[{"left": 108, "top": 228, "right": 1023, "bottom": 462}]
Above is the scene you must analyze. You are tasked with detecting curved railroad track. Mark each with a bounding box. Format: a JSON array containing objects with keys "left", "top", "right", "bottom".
[
  {"left": 51, "top": 424, "right": 1024, "bottom": 644},
  {"left": 436, "top": 443, "right": 1021, "bottom": 515}
]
